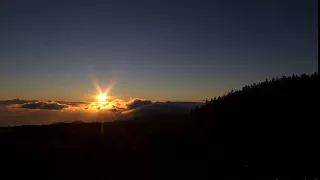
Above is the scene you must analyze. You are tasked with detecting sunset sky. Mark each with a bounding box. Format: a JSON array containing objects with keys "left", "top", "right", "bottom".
[{"left": 0, "top": 0, "right": 318, "bottom": 102}]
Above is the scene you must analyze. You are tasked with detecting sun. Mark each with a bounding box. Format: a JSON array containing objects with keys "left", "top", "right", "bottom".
[
  {"left": 89, "top": 81, "right": 115, "bottom": 111},
  {"left": 98, "top": 94, "right": 107, "bottom": 102}
]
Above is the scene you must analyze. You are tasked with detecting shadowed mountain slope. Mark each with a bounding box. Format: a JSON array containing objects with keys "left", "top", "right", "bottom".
[{"left": 192, "top": 73, "right": 319, "bottom": 178}]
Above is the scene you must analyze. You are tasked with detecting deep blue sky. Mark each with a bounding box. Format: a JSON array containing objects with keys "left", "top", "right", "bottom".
[{"left": 0, "top": 0, "right": 318, "bottom": 101}]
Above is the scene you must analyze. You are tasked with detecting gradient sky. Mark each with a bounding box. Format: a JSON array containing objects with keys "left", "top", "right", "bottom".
[{"left": 0, "top": 0, "right": 318, "bottom": 102}]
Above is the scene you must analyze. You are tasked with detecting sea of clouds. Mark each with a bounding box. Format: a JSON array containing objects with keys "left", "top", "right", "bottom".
[{"left": 0, "top": 98, "right": 203, "bottom": 126}]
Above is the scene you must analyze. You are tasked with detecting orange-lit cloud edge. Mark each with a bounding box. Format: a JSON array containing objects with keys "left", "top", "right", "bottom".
[{"left": 87, "top": 80, "right": 150, "bottom": 112}]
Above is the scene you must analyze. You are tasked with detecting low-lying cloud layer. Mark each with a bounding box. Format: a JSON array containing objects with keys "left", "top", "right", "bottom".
[
  {"left": 20, "top": 101, "right": 68, "bottom": 110},
  {"left": 123, "top": 101, "right": 203, "bottom": 117},
  {"left": 126, "top": 99, "right": 153, "bottom": 110},
  {"left": 0, "top": 98, "right": 203, "bottom": 126}
]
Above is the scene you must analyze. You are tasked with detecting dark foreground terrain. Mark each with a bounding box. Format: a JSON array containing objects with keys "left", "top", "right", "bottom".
[{"left": 0, "top": 73, "right": 319, "bottom": 180}]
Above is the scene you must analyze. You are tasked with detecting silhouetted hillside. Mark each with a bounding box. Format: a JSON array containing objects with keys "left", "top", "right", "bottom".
[
  {"left": 192, "top": 73, "right": 319, "bottom": 179},
  {"left": 0, "top": 73, "right": 318, "bottom": 180}
]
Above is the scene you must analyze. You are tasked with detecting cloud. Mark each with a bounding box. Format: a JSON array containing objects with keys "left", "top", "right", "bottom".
[
  {"left": 0, "top": 98, "right": 203, "bottom": 126},
  {"left": 126, "top": 99, "right": 153, "bottom": 109},
  {"left": 1, "top": 103, "right": 124, "bottom": 127},
  {"left": 20, "top": 101, "right": 68, "bottom": 110},
  {"left": 122, "top": 101, "right": 203, "bottom": 117},
  {"left": 2, "top": 98, "right": 153, "bottom": 112},
  {"left": 85, "top": 98, "right": 153, "bottom": 112}
]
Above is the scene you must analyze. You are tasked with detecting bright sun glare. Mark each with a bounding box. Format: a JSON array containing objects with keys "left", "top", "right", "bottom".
[
  {"left": 89, "top": 80, "right": 116, "bottom": 111},
  {"left": 98, "top": 94, "right": 107, "bottom": 102}
]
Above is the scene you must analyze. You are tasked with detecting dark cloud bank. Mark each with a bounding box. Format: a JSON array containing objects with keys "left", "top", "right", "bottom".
[
  {"left": 20, "top": 101, "right": 68, "bottom": 110},
  {"left": 126, "top": 99, "right": 153, "bottom": 109}
]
